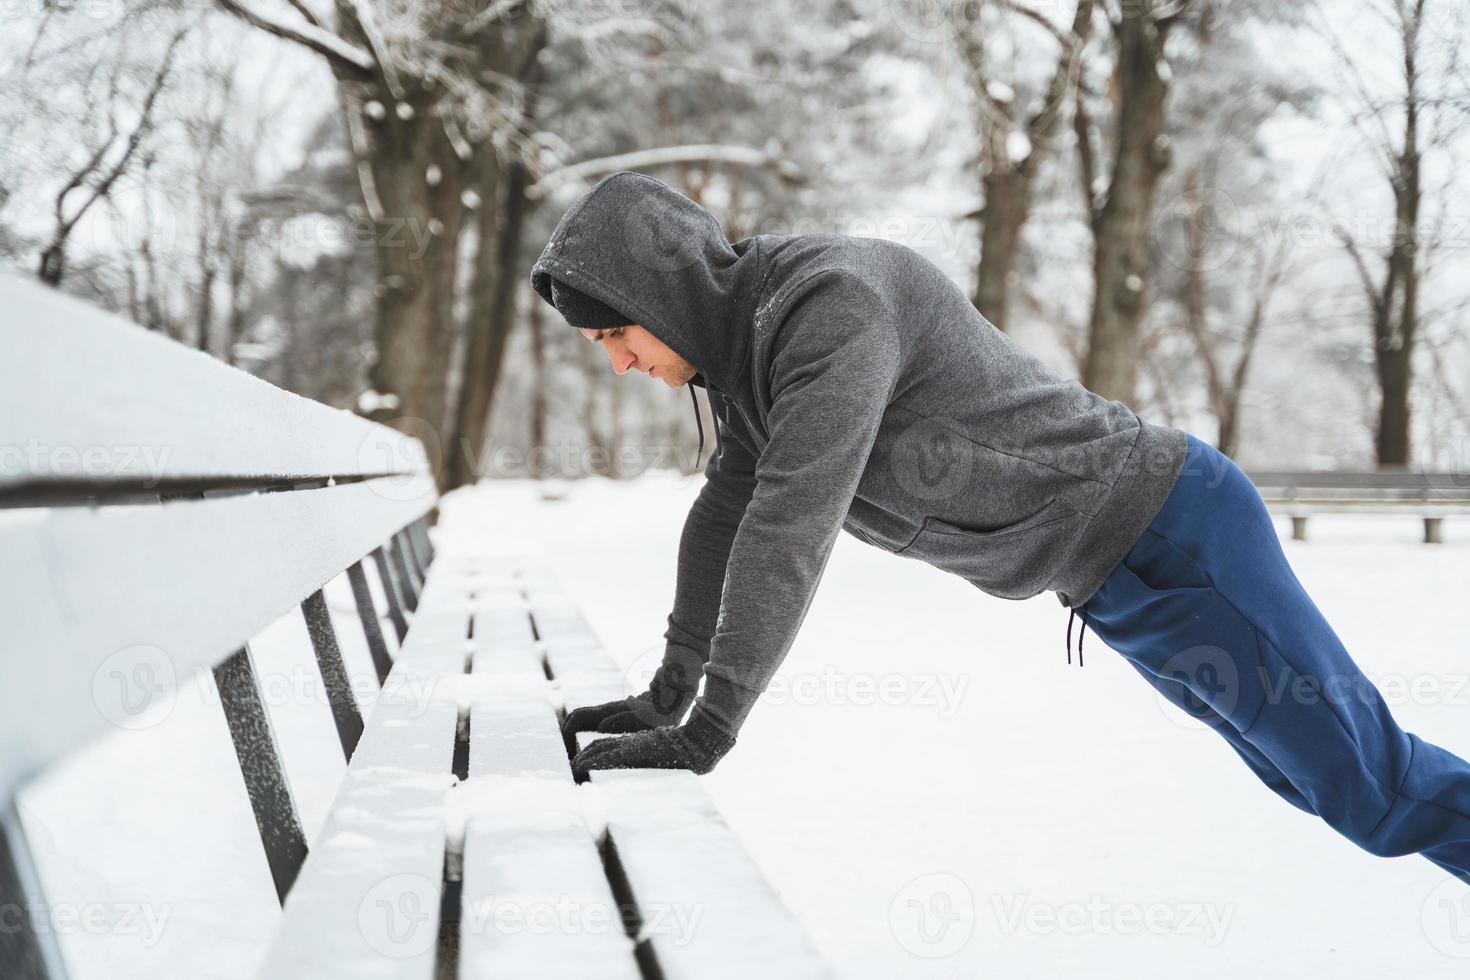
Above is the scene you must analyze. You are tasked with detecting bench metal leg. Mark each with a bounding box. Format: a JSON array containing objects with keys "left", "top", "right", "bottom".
[
  {"left": 388, "top": 534, "right": 420, "bottom": 613},
  {"left": 400, "top": 523, "right": 428, "bottom": 585},
  {"left": 406, "top": 517, "right": 433, "bottom": 574},
  {"left": 1425, "top": 516, "right": 1444, "bottom": 544},
  {"left": 211, "top": 648, "right": 309, "bottom": 905},
  {"left": 410, "top": 515, "right": 434, "bottom": 566},
  {"left": 346, "top": 561, "right": 394, "bottom": 685},
  {"left": 1291, "top": 515, "right": 1308, "bottom": 541},
  {"left": 394, "top": 528, "right": 424, "bottom": 599},
  {"left": 372, "top": 546, "right": 410, "bottom": 643},
  {"left": 301, "top": 590, "right": 365, "bottom": 762}
]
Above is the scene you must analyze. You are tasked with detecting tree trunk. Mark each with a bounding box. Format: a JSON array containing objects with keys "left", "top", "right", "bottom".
[
  {"left": 1374, "top": 26, "right": 1421, "bottom": 467},
  {"left": 1081, "top": 5, "right": 1175, "bottom": 405},
  {"left": 359, "top": 99, "right": 466, "bottom": 450},
  {"left": 224, "top": 242, "right": 248, "bottom": 367},
  {"left": 444, "top": 154, "right": 533, "bottom": 489},
  {"left": 528, "top": 292, "right": 547, "bottom": 481},
  {"left": 968, "top": 0, "right": 1094, "bottom": 332},
  {"left": 442, "top": 19, "right": 549, "bottom": 491},
  {"left": 38, "top": 244, "right": 64, "bottom": 286},
  {"left": 974, "top": 165, "right": 1025, "bottom": 329}
]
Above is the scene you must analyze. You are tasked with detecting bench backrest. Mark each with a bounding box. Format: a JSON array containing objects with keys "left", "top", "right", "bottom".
[
  {"left": 1246, "top": 469, "right": 1470, "bottom": 498},
  {"left": 0, "top": 274, "right": 438, "bottom": 978}
]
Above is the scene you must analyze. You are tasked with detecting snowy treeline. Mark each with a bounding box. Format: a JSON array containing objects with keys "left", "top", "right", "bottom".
[{"left": 1, "top": 0, "right": 1467, "bottom": 482}]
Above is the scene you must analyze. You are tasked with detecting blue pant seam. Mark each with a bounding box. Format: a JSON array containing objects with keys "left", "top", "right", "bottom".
[
  {"left": 1145, "top": 547, "right": 1404, "bottom": 804},
  {"left": 1364, "top": 735, "right": 1418, "bottom": 842},
  {"left": 1210, "top": 589, "right": 1470, "bottom": 827}
]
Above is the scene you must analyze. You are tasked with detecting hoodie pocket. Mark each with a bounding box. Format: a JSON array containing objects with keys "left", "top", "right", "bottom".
[{"left": 895, "top": 498, "right": 1084, "bottom": 599}]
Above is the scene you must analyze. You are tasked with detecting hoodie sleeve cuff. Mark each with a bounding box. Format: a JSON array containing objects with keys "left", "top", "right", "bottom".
[{"left": 683, "top": 705, "right": 739, "bottom": 759}]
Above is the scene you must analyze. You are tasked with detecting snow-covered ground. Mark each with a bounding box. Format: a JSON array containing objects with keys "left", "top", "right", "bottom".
[{"left": 20, "top": 472, "right": 1470, "bottom": 978}]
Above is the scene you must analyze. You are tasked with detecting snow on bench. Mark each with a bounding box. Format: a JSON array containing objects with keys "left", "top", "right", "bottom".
[
  {"left": 0, "top": 274, "right": 830, "bottom": 978},
  {"left": 259, "top": 538, "right": 832, "bottom": 978},
  {"left": 1, "top": 273, "right": 437, "bottom": 979}
]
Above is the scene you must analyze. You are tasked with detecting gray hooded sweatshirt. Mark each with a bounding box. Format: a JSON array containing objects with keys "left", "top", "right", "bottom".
[{"left": 531, "top": 171, "right": 1188, "bottom": 742}]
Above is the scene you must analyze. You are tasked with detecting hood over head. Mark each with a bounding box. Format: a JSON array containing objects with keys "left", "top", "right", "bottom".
[{"left": 529, "top": 171, "right": 764, "bottom": 393}]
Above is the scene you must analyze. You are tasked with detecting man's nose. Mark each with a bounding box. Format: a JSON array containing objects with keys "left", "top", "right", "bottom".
[{"left": 604, "top": 344, "right": 636, "bottom": 375}]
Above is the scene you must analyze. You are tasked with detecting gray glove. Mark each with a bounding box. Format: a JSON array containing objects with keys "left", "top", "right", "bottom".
[
  {"left": 570, "top": 709, "right": 737, "bottom": 782},
  {"left": 560, "top": 649, "right": 703, "bottom": 748}
]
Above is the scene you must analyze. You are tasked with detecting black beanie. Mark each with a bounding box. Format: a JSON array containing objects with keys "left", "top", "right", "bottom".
[{"left": 549, "top": 276, "right": 632, "bottom": 331}]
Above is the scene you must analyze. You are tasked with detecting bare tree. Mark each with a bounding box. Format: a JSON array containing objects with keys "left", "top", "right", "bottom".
[
  {"left": 1074, "top": 0, "right": 1191, "bottom": 404},
  {"left": 1318, "top": 0, "right": 1466, "bottom": 465},
  {"left": 213, "top": 0, "right": 549, "bottom": 474},
  {"left": 443, "top": 17, "right": 548, "bottom": 491},
  {"left": 954, "top": 0, "right": 1095, "bottom": 331},
  {"left": 1147, "top": 0, "right": 1310, "bottom": 453},
  {"left": 37, "top": 27, "right": 190, "bottom": 286}
]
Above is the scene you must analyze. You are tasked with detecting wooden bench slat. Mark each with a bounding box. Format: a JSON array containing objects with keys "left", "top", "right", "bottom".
[
  {"left": 590, "top": 770, "right": 833, "bottom": 979},
  {"left": 254, "top": 700, "right": 458, "bottom": 978},
  {"left": 0, "top": 273, "right": 427, "bottom": 491},
  {"left": 0, "top": 476, "right": 435, "bottom": 802},
  {"left": 450, "top": 577, "right": 644, "bottom": 978},
  {"left": 252, "top": 558, "right": 474, "bottom": 978},
  {"left": 468, "top": 699, "right": 568, "bottom": 781},
  {"left": 459, "top": 679, "right": 639, "bottom": 978},
  {"left": 459, "top": 802, "right": 640, "bottom": 979}
]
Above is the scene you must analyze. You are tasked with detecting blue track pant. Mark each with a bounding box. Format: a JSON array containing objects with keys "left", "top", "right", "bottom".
[{"left": 1082, "top": 432, "right": 1470, "bottom": 883}]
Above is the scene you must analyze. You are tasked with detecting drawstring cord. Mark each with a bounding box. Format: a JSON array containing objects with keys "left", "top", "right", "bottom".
[
  {"left": 690, "top": 382, "right": 723, "bottom": 471},
  {"left": 689, "top": 384, "right": 705, "bottom": 467},
  {"left": 1066, "top": 607, "right": 1087, "bottom": 667}
]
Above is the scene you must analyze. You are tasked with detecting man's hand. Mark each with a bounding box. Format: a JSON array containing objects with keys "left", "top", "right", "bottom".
[
  {"left": 570, "top": 710, "right": 737, "bottom": 782},
  {"left": 560, "top": 656, "right": 704, "bottom": 752}
]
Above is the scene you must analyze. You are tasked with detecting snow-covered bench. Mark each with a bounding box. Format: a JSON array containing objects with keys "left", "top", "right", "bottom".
[
  {"left": 0, "top": 275, "right": 831, "bottom": 979},
  {"left": 1246, "top": 468, "right": 1470, "bottom": 543}
]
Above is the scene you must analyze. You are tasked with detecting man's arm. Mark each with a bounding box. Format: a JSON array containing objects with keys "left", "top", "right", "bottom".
[
  {"left": 570, "top": 273, "right": 901, "bottom": 776},
  {"left": 689, "top": 274, "right": 902, "bottom": 738},
  {"left": 646, "top": 392, "right": 760, "bottom": 719}
]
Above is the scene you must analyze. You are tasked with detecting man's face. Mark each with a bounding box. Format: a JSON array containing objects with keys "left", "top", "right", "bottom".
[{"left": 579, "top": 324, "right": 697, "bottom": 387}]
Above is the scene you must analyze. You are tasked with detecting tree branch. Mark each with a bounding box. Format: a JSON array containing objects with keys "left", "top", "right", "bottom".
[
  {"left": 527, "top": 144, "right": 805, "bottom": 199},
  {"left": 213, "top": 0, "right": 374, "bottom": 76},
  {"left": 284, "top": 0, "right": 324, "bottom": 30},
  {"left": 1333, "top": 223, "right": 1385, "bottom": 317}
]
